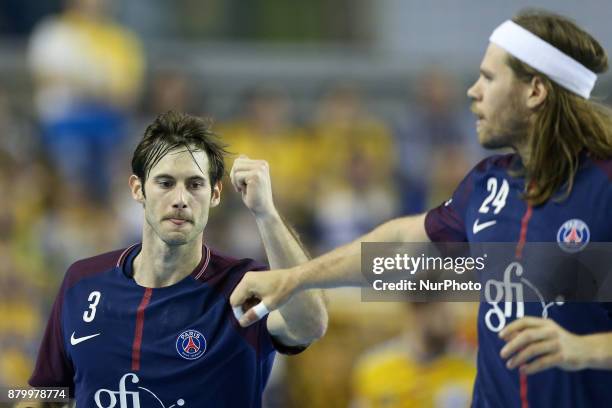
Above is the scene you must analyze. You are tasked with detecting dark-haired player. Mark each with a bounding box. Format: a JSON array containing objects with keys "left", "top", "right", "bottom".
[{"left": 28, "top": 111, "right": 327, "bottom": 407}]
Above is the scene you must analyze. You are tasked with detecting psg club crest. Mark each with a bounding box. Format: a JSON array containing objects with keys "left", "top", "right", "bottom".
[
  {"left": 556, "top": 219, "right": 590, "bottom": 253},
  {"left": 176, "top": 329, "right": 206, "bottom": 360}
]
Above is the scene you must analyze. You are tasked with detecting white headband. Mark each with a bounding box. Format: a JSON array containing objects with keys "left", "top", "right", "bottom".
[{"left": 489, "top": 20, "right": 597, "bottom": 99}]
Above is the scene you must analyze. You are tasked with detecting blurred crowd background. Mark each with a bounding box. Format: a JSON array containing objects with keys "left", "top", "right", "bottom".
[{"left": 0, "top": 0, "right": 611, "bottom": 407}]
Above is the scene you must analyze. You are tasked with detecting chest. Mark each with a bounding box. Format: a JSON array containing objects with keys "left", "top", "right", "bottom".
[
  {"left": 465, "top": 172, "right": 612, "bottom": 243},
  {"left": 62, "top": 278, "right": 254, "bottom": 381}
]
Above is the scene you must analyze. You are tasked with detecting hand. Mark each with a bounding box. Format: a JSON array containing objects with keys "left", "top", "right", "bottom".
[
  {"left": 499, "top": 316, "right": 587, "bottom": 375},
  {"left": 230, "top": 268, "right": 300, "bottom": 327},
  {"left": 230, "top": 155, "right": 276, "bottom": 218}
]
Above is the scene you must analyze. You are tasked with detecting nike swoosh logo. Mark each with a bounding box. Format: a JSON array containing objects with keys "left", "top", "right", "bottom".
[
  {"left": 70, "top": 332, "right": 101, "bottom": 345},
  {"left": 473, "top": 219, "right": 497, "bottom": 234}
]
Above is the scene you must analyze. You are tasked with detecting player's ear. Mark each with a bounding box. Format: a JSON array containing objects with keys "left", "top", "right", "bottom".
[
  {"left": 526, "top": 75, "right": 548, "bottom": 109},
  {"left": 129, "top": 175, "right": 146, "bottom": 205},
  {"left": 210, "top": 180, "right": 222, "bottom": 207}
]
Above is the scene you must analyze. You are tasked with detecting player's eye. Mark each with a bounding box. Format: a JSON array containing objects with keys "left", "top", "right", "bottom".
[
  {"left": 157, "top": 180, "right": 173, "bottom": 188},
  {"left": 190, "top": 181, "right": 204, "bottom": 189}
]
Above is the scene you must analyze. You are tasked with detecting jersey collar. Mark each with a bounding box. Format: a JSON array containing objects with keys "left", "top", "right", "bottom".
[{"left": 117, "top": 243, "right": 211, "bottom": 281}]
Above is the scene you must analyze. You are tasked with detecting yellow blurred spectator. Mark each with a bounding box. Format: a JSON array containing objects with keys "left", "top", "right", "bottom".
[
  {"left": 311, "top": 82, "right": 395, "bottom": 192},
  {"left": 217, "top": 85, "right": 315, "bottom": 216},
  {"left": 351, "top": 303, "right": 476, "bottom": 408},
  {"left": 310, "top": 83, "right": 398, "bottom": 250},
  {"left": 28, "top": 0, "right": 144, "bottom": 108},
  {"left": 0, "top": 347, "right": 33, "bottom": 386},
  {"left": 28, "top": 0, "right": 145, "bottom": 201}
]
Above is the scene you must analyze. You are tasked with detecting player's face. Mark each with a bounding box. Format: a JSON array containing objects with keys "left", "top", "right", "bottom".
[
  {"left": 467, "top": 44, "right": 530, "bottom": 149},
  {"left": 133, "top": 148, "right": 221, "bottom": 246}
]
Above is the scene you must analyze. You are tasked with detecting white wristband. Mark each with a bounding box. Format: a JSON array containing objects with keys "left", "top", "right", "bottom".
[
  {"left": 232, "top": 302, "right": 270, "bottom": 321},
  {"left": 232, "top": 306, "right": 245, "bottom": 321},
  {"left": 252, "top": 302, "right": 270, "bottom": 320}
]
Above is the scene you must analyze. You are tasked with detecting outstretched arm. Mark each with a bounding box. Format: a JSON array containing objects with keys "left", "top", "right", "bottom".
[
  {"left": 230, "top": 156, "right": 327, "bottom": 345},
  {"left": 230, "top": 209, "right": 430, "bottom": 326}
]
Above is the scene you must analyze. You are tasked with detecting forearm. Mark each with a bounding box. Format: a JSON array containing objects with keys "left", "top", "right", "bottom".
[
  {"left": 254, "top": 210, "right": 309, "bottom": 268},
  {"left": 295, "top": 213, "right": 429, "bottom": 290},
  {"left": 254, "top": 210, "right": 327, "bottom": 344},
  {"left": 582, "top": 332, "right": 612, "bottom": 369}
]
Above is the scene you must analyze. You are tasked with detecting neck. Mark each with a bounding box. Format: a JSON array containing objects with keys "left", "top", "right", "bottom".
[
  {"left": 133, "top": 226, "right": 203, "bottom": 288},
  {"left": 514, "top": 117, "right": 536, "bottom": 168},
  {"left": 515, "top": 141, "right": 532, "bottom": 167}
]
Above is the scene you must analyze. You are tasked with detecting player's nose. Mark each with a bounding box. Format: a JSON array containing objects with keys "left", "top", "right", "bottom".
[
  {"left": 171, "top": 185, "right": 188, "bottom": 209},
  {"left": 467, "top": 79, "right": 481, "bottom": 100}
]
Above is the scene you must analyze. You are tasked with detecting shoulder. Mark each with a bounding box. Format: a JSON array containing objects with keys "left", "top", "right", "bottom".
[
  {"left": 206, "top": 249, "right": 267, "bottom": 277},
  {"left": 200, "top": 248, "right": 267, "bottom": 294},
  {"left": 63, "top": 247, "right": 129, "bottom": 290},
  {"left": 438, "top": 153, "right": 515, "bottom": 205},
  {"left": 589, "top": 155, "right": 612, "bottom": 182},
  {"left": 472, "top": 153, "right": 516, "bottom": 174}
]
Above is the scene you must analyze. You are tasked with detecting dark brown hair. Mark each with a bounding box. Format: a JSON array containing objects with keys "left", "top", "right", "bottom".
[
  {"left": 131, "top": 111, "right": 228, "bottom": 192},
  {"left": 507, "top": 9, "right": 612, "bottom": 205}
]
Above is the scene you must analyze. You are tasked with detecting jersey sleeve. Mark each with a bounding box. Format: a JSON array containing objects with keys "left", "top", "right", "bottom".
[
  {"left": 425, "top": 160, "right": 481, "bottom": 242},
  {"left": 247, "top": 267, "right": 309, "bottom": 356},
  {"left": 227, "top": 260, "right": 308, "bottom": 356},
  {"left": 29, "top": 272, "right": 75, "bottom": 395}
]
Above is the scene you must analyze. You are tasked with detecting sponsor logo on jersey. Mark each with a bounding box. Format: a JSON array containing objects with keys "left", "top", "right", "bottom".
[
  {"left": 70, "top": 331, "right": 101, "bottom": 345},
  {"left": 556, "top": 219, "right": 590, "bottom": 253},
  {"left": 95, "top": 372, "right": 185, "bottom": 408},
  {"left": 176, "top": 329, "right": 206, "bottom": 360},
  {"left": 483, "top": 261, "right": 564, "bottom": 332}
]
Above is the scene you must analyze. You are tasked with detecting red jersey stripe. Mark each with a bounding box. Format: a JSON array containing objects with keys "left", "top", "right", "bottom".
[{"left": 132, "top": 287, "right": 153, "bottom": 371}]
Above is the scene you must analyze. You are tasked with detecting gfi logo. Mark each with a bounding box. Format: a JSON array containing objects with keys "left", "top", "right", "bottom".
[
  {"left": 94, "top": 373, "right": 185, "bottom": 408},
  {"left": 484, "top": 261, "right": 564, "bottom": 332}
]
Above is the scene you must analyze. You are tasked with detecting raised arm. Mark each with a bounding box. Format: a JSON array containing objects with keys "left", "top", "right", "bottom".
[
  {"left": 230, "top": 156, "right": 327, "bottom": 345},
  {"left": 230, "top": 209, "right": 429, "bottom": 326}
]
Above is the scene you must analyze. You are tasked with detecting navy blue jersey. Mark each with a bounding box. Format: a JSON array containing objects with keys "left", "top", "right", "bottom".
[
  {"left": 30, "top": 244, "right": 296, "bottom": 408},
  {"left": 426, "top": 153, "right": 612, "bottom": 407}
]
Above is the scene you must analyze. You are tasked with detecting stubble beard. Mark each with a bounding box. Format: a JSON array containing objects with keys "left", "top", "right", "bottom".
[{"left": 480, "top": 97, "right": 530, "bottom": 151}]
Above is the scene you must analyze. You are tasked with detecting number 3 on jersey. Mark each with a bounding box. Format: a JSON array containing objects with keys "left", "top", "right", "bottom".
[
  {"left": 83, "top": 291, "right": 101, "bottom": 322},
  {"left": 478, "top": 178, "right": 509, "bottom": 214}
]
